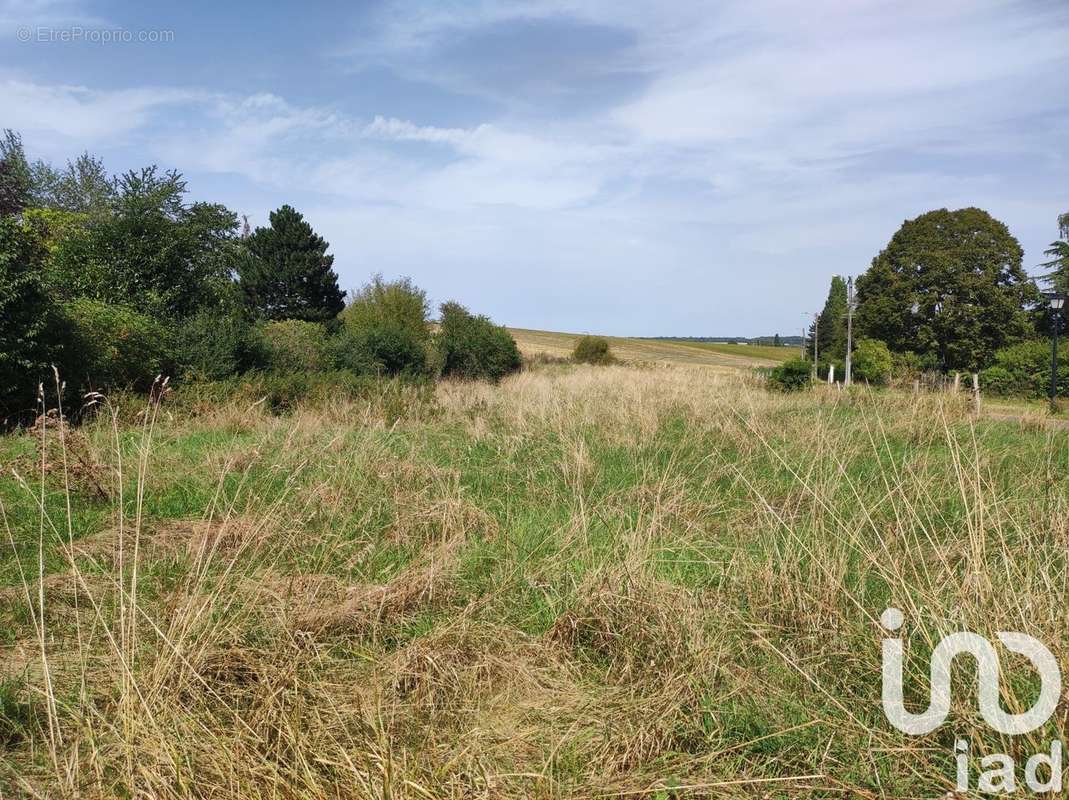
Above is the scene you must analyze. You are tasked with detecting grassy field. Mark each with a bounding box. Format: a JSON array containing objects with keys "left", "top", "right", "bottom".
[
  {"left": 509, "top": 328, "right": 790, "bottom": 368},
  {"left": 653, "top": 339, "right": 795, "bottom": 362},
  {"left": 1, "top": 364, "right": 1068, "bottom": 798}
]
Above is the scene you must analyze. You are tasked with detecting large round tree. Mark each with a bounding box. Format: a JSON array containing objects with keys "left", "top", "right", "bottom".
[{"left": 855, "top": 208, "right": 1037, "bottom": 372}]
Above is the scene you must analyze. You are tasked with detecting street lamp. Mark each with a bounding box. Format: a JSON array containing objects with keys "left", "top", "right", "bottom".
[{"left": 1047, "top": 293, "right": 1066, "bottom": 413}]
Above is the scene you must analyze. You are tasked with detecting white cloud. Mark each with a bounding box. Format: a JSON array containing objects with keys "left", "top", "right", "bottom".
[
  {"left": 0, "top": 77, "right": 199, "bottom": 141},
  {"left": 363, "top": 115, "right": 473, "bottom": 145},
  {"left": 3, "top": 0, "right": 1067, "bottom": 334}
]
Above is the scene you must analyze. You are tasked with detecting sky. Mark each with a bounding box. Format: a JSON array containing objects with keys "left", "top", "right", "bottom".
[{"left": 2, "top": 0, "right": 1067, "bottom": 337}]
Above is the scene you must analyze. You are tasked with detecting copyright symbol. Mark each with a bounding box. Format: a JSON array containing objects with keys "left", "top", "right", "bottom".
[{"left": 16, "top": 26, "right": 32, "bottom": 42}]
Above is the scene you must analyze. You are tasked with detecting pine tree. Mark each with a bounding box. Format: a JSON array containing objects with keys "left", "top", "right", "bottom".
[
  {"left": 238, "top": 205, "right": 345, "bottom": 322},
  {"left": 808, "top": 276, "right": 848, "bottom": 362},
  {"left": 1039, "top": 211, "right": 1069, "bottom": 294}
]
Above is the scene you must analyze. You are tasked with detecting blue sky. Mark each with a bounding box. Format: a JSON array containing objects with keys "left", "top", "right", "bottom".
[{"left": 2, "top": 0, "right": 1067, "bottom": 336}]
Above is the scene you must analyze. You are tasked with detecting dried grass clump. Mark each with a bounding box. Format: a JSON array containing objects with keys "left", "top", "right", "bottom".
[
  {"left": 112, "top": 650, "right": 388, "bottom": 799},
  {"left": 550, "top": 565, "right": 712, "bottom": 681},
  {"left": 371, "top": 620, "right": 603, "bottom": 797},
  {"left": 386, "top": 621, "right": 575, "bottom": 724},
  {"left": 547, "top": 567, "right": 730, "bottom": 774},
  {"left": 16, "top": 410, "right": 110, "bottom": 499},
  {"left": 389, "top": 485, "right": 499, "bottom": 546},
  {"left": 74, "top": 516, "right": 267, "bottom": 566},
  {"left": 294, "top": 534, "right": 467, "bottom": 638}
]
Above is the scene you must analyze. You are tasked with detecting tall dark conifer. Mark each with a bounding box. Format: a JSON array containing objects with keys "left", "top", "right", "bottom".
[
  {"left": 808, "top": 275, "right": 848, "bottom": 362},
  {"left": 239, "top": 205, "right": 345, "bottom": 322}
]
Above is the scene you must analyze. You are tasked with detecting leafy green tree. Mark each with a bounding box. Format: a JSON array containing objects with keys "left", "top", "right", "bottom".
[
  {"left": 437, "top": 302, "right": 521, "bottom": 381},
  {"left": 49, "top": 167, "right": 240, "bottom": 318},
  {"left": 32, "top": 152, "right": 115, "bottom": 216},
  {"left": 0, "top": 216, "right": 55, "bottom": 420},
  {"left": 332, "top": 275, "right": 430, "bottom": 376},
  {"left": 0, "top": 130, "right": 31, "bottom": 217},
  {"left": 238, "top": 205, "right": 345, "bottom": 322},
  {"left": 332, "top": 323, "right": 428, "bottom": 376},
  {"left": 0, "top": 130, "right": 111, "bottom": 215},
  {"left": 22, "top": 208, "right": 89, "bottom": 253},
  {"left": 773, "top": 333, "right": 781, "bottom": 347},
  {"left": 341, "top": 275, "right": 429, "bottom": 343},
  {"left": 855, "top": 208, "right": 1037, "bottom": 372},
  {"left": 808, "top": 276, "right": 848, "bottom": 361}
]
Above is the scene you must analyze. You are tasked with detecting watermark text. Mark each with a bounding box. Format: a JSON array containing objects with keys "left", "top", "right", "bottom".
[{"left": 17, "top": 26, "right": 175, "bottom": 44}]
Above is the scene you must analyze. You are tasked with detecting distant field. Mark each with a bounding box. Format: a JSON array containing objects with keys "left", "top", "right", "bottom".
[
  {"left": 654, "top": 339, "right": 796, "bottom": 362},
  {"left": 509, "top": 328, "right": 790, "bottom": 368}
]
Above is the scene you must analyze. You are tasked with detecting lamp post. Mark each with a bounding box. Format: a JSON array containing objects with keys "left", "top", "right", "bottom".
[{"left": 1047, "top": 293, "right": 1066, "bottom": 413}]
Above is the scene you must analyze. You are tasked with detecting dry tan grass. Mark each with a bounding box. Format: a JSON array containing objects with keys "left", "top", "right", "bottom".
[
  {"left": 294, "top": 531, "right": 467, "bottom": 639},
  {"left": 2, "top": 363, "right": 1067, "bottom": 798}
]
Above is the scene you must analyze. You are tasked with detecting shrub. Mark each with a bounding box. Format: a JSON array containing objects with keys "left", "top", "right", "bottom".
[
  {"left": 254, "top": 319, "right": 329, "bottom": 373},
  {"left": 979, "top": 365, "right": 1015, "bottom": 396},
  {"left": 330, "top": 321, "right": 428, "bottom": 376},
  {"left": 572, "top": 335, "right": 614, "bottom": 365},
  {"left": 890, "top": 350, "right": 923, "bottom": 385},
  {"left": 851, "top": 338, "right": 893, "bottom": 385},
  {"left": 174, "top": 370, "right": 435, "bottom": 418},
  {"left": 0, "top": 216, "right": 56, "bottom": 422},
  {"left": 173, "top": 309, "right": 265, "bottom": 381},
  {"left": 980, "top": 340, "right": 1068, "bottom": 398},
  {"left": 332, "top": 275, "right": 432, "bottom": 377},
  {"left": 59, "top": 298, "right": 173, "bottom": 393},
  {"left": 767, "top": 358, "right": 811, "bottom": 392},
  {"left": 341, "top": 275, "right": 430, "bottom": 344},
  {"left": 436, "top": 301, "right": 521, "bottom": 382}
]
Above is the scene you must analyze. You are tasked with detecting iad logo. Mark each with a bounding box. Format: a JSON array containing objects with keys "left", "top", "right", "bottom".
[{"left": 879, "top": 608, "right": 1063, "bottom": 794}]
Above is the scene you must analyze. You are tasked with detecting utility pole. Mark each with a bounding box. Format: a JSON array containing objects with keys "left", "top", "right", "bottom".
[
  {"left": 844, "top": 277, "right": 855, "bottom": 386},
  {"left": 808, "top": 312, "right": 816, "bottom": 374},
  {"left": 800, "top": 326, "right": 805, "bottom": 358}
]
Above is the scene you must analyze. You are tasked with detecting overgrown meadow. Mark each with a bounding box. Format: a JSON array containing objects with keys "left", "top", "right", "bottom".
[{"left": 1, "top": 364, "right": 1067, "bottom": 798}]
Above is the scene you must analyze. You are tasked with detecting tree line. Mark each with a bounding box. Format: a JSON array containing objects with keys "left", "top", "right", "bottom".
[
  {"left": 0, "top": 130, "right": 521, "bottom": 424},
  {"left": 801, "top": 206, "right": 1069, "bottom": 397}
]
